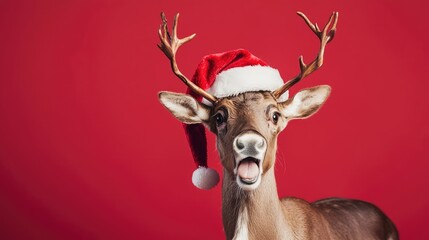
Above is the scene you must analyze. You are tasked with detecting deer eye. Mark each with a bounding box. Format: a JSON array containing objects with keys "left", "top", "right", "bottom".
[
  {"left": 272, "top": 112, "right": 281, "bottom": 124},
  {"left": 215, "top": 114, "right": 224, "bottom": 125},
  {"left": 214, "top": 110, "right": 227, "bottom": 127}
]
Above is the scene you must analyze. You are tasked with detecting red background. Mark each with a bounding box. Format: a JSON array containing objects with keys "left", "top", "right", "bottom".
[{"left": 1, "top": 0, "right": 428, "bottom": 239}]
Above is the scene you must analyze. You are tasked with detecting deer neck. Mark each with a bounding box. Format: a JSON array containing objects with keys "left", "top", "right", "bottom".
[{"left": 222, "top": 166, "right": 292, "bottom": 240}]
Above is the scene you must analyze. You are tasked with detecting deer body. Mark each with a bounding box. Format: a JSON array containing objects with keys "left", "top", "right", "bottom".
[
  {"left": 157, "top": 12, "right": 398, "bottom": 239},
  {"left": 215, "top": 93, "right": 398, "bottom": 240},
  {"left": 224, "top": 167, "right": 398, "bottom": 240}
]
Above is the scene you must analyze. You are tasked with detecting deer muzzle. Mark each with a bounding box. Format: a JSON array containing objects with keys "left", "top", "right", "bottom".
[{"left": 233, "top": 131, "right": 267, "bottom": 190}]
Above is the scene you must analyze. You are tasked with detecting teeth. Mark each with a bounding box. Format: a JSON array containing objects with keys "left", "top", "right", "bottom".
[
  {"left": 238, "top": 157, "right": 260, "bottom": 166},
  {"left": 240, "top": 177, "right": 258, "bottom": 184}
]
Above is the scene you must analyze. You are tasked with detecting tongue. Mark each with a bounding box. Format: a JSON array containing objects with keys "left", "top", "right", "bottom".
[{"left": 237, "top": 161, "right": 259, "bottom": 180}]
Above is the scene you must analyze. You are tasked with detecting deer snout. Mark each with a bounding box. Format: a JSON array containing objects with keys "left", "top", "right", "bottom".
[
  {"left": 233, "top": 132, "right": 267, "bottom": 190},
  {"left": 233, "top": 132, "right": 267, "bottom": 159}
]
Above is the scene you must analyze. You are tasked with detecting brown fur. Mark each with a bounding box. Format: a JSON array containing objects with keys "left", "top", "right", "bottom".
[
  {"left": 212, "top": 92, "right": 398, "bottom": 240},
  {"left": 159, "top": 91, "right": 398, "bottom": 240}
]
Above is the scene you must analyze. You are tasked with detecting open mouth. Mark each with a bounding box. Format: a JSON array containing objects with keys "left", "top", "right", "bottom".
[{"left": 237, "top": 157, "right": 261, "bottom": 185}]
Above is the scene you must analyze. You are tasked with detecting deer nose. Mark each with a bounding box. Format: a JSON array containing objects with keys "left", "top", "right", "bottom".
[{"left": 234, "top": 132, "right": 267, "bottom": 157}]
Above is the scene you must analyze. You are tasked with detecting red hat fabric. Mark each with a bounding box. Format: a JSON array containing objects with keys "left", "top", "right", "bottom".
[{"left": 185, "top": 49, "right": 287, "bottom": 190}]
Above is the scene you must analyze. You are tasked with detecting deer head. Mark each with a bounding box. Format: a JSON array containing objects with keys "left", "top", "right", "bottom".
[{"left": 158, "top": 12, "right": 338, "bottom": 191}]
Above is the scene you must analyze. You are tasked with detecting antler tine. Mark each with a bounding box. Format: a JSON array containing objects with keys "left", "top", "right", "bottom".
[
  {"left": 157, "top": 12, "right": 217, "bottom": 103},
  {"left": 272, "top": 11, "right": 339, "bottom": 99}
]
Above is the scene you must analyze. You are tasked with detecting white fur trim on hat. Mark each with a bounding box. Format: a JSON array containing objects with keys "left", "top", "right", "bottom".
[
  {"left": 192, "top": 167, "right": 220, "bottom": 190},
  {"left": 202, "top": 65, "right": 288, "bottom": 104}
]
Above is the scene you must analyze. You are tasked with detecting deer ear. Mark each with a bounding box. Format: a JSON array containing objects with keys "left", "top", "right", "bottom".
[
  {"left": 280, "top": 85, "right": 331, "bottom": 120},
  {"left": 158, "top": 91, "right": 211, "bottom": 124}
]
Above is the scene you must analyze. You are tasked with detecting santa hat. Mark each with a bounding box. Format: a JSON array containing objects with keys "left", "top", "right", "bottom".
[{"left": 185, "top": 49, "right": 288, "bottom": 190}]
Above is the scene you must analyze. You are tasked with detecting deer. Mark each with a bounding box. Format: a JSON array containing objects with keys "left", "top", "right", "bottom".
[{"left": 156, "top": 11, "right": 399, "bottom": 240}]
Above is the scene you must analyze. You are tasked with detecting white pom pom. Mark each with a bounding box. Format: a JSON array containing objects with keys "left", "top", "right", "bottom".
[{"left": 192, "top": 167, "right": 220, "bottom": 190}]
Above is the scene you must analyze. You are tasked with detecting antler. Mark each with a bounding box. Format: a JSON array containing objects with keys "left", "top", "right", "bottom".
[
  {"left": 158, "top": 12, "right": 218, "bottom": 103},
  {"left": 272, "top": 11, "right": 339, "bottom": 99}
]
